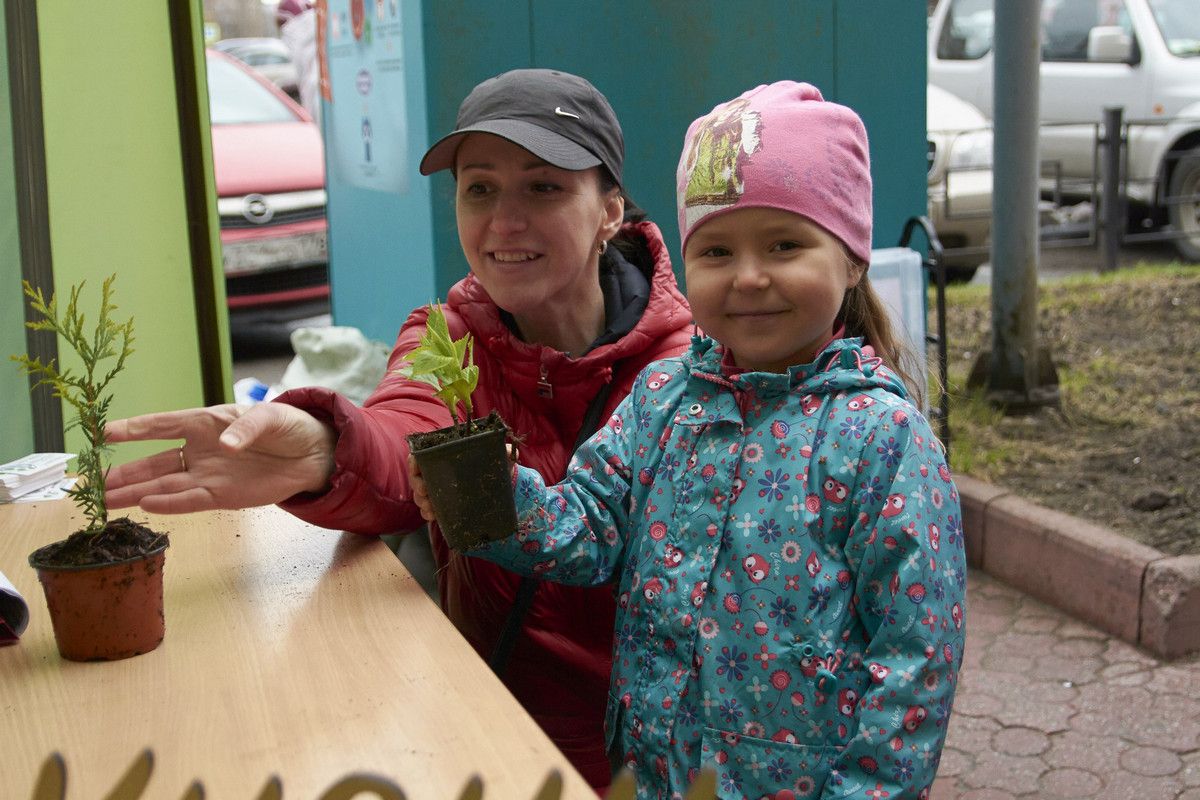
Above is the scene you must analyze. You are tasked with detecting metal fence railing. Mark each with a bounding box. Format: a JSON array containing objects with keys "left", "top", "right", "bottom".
[{"left": 930, "top": 110, "right": 1200, "bottom": 270}]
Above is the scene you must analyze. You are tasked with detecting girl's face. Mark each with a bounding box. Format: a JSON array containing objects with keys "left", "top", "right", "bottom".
[
  {"left": 684, "top": 207, "right": 863, "bottom": 373},
  {"left": 454, "top": 134, "right": 623, "bottom": 319}
]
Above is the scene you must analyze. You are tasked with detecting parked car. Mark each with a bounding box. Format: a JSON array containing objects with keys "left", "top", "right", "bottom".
[
  {"left": 927, "top": 84, "right": 994, "bottom": 281},
  {"left": 213, "top": 37, "right": 299, "bottom": 102},
  {"left": 928, "top": 0, "right": 1200, "bottom": 260},
  {"left": 206, "top": 49, "right": 329, "bottom": 334}
]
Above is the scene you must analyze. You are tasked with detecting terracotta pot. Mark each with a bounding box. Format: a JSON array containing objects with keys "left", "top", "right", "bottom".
[
  {"left": 29, "top": 542, "right": 168, "bottom": 662},
  {"left": 408, "top": 412, "right": 517, "bottom": 551}
]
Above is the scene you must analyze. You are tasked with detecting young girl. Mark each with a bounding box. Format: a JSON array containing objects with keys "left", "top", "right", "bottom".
[{"left": 413, "top": 81, "right": 965, "bottom": 799}]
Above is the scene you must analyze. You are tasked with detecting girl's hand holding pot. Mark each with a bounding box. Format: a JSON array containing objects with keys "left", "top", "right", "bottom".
[
  {"left": 407, "top": 454, "right": 436, "bottom": 524},
  {"left": 406, "top": 445, "right": 518, "bottom": 526}
]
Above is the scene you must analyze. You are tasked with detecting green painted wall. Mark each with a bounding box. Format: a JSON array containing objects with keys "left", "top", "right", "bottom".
[
  {"left": 0, "top": 9, "right": 35, "bottom": 464},
  {"left": 36, "top": 2, "right": 208, "bottom": 463}
]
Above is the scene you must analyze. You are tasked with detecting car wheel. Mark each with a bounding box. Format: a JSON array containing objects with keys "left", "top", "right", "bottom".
[{"left": 1167, "top": 146, "right": 1200, "bottom": 262}]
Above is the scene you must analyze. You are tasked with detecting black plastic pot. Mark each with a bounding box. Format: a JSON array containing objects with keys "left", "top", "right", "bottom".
[{"left": 407, "top": 411, "right": 518, "bottom": 551}]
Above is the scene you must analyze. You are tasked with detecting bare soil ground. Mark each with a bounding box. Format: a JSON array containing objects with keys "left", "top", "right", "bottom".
[{"left": 943, "top": 254, "right": 1199, "bottom": 557}]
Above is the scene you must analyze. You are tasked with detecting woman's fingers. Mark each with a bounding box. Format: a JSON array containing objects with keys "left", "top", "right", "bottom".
[
  {"left": 105, "top": 467, "right": 199, "bottom": 512},
  {"left": 106, "top": 406, "right": 232, "bottom": 444},
  {"left": 104, "top": 413, "right": 182, "bottom": 444},
  {"left": 138, "top": 486, "right": 220, "bottom": 515},
  {"left": 218, "top": 405, "right": 266, "bottom": 451},
  {"left": 220, "top": 402, "right": 320, "bottom": 454},
  {"left": 105, "top": 447, "right": 189, "bottom": 497}
]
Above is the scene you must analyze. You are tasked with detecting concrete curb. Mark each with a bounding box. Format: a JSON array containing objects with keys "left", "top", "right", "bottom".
[{"left": 957, "top": 474, "right": 1200, "bottom": 659}]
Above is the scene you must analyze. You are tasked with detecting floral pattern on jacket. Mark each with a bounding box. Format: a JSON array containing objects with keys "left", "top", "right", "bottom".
[{"left": 474, "top": 336, "right": 966, "bottom": 800}]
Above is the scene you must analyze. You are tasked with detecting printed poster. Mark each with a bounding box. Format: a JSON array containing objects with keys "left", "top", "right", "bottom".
[{"left": 323, "top": 0, "right": 408, "bottom": 192}]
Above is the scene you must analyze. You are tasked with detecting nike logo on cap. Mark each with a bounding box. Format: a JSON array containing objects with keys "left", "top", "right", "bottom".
[{"left": 554, "top": 107, "right": 580, "bottom": 119}]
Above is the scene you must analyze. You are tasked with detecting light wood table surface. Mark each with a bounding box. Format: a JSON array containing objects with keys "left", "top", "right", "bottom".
[{"left": 0, "top": 500, "right": 592, "bottom": 799}]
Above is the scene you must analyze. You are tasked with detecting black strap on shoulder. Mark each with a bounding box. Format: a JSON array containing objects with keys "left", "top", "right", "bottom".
[{"left": 488, "top": 376, "right": 618, "bottom": 675}]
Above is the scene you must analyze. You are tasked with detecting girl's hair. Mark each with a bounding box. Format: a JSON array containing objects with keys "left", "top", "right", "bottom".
[{"left": 840, "top": 258, "right": 926, "bottom": 408}]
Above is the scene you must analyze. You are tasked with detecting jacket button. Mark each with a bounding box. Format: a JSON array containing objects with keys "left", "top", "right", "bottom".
[{"left": 688, "top": 403, "right": 703, "bottom": 416}]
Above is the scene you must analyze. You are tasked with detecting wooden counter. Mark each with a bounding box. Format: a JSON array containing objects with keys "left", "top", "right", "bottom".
[{"left": 0, "top": 501, "right": 592, "bottom": 799}]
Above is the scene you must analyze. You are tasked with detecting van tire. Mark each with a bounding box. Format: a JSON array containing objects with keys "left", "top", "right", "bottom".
[{"left": 1167, "top": 147, "right": 1200, "bottom": 262}]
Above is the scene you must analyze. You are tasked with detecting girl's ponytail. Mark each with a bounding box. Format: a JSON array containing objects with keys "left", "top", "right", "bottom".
[{"left": 841, "top": 270, "right": 927, "bottom": 409}]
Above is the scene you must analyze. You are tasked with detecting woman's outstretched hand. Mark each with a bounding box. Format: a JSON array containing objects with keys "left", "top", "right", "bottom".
[{"left": 105, "top": 403, "right": 337, "bottom": 514}]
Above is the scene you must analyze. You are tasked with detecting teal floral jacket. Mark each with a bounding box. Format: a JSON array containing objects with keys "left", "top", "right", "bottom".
[{"left": 474, "top": 336, "right": 966, "bottom": 799}]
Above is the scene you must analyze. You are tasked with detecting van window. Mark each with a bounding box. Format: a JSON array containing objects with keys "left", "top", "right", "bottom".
[
  {"left": 1041, "top": 0, "right": 1132, "bottom": 61},
  {"left": 936, "top": 0, "right": 995, "bottom": 60},
  {"left": 1148, "top": 0, "right": 1200, "bottom": 57}
]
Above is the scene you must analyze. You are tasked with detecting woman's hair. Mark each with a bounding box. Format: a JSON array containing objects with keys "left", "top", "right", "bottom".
[
  {"left": 840, "top": 258, "right": 926, "bottom": 407},
  {"left": 600, "top": 169, "right": 652, "bottom": 265}
]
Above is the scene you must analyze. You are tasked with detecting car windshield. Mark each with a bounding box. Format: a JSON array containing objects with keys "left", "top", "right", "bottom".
[
  {"left": 207, "top": 55, "right": 298, "bottom": 125},
  {"left": 936, "top": 0, "right": 995, "bottom": 60},
  {"left": 220, "top": 39, "right": 292, "bottom": 67},
  {"left": 1148, "top": 0, "right": 1200, "bottom": 56}
]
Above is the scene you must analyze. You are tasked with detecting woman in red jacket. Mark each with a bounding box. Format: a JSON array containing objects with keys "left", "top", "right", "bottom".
[{"left": 105, "top": 68, "right": 692, "bottom": 790}]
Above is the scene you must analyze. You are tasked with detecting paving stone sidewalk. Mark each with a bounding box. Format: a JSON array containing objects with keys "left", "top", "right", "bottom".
[{"left": 932, "top": 570, "right": 1200, "bottom": 799}]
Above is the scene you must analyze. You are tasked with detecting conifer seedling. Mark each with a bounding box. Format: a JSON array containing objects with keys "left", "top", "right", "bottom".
[
  {"left": 14, "top": 274, "right": 171, "bottom": 662},
  {"left": 12, "top": 275, "right": 134, "bottom": 532}
]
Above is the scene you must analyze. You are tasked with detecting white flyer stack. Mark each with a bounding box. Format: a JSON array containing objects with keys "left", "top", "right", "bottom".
[{"left": 0, "top": 453, "right": 73, "bottom": 502}]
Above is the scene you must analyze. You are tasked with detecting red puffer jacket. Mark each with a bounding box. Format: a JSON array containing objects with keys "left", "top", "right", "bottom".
[{"left": 276, "top": 220, "right": 692, "bottom": 789}]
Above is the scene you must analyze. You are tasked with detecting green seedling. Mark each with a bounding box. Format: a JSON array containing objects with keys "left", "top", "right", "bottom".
[
  {"left": 395, "top": 301, "right": 479, "bottom": 432},
  {"left": 12, "top": 275, "right": 134, "bottom": 532}
]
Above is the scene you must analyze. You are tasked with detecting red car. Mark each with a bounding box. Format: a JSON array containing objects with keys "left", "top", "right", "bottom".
[{"left": 206, "top": 49, "right": 329, "bottom": 334}]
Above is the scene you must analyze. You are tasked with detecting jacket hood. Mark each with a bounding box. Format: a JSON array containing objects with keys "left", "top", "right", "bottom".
[{"left": 686, "top": 334, "right": 909, "bottom": 400}]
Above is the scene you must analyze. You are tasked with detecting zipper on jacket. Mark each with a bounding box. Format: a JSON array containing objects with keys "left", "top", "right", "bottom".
[{"left": 537, "top": 363, "right": 553, "bottom": 399}]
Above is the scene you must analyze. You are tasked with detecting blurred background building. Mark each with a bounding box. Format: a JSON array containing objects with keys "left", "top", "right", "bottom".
[{"left": 203, "top": 0, "right": 278, "bottom": 41}]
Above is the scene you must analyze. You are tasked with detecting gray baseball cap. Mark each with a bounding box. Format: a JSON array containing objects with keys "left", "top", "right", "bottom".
[{"left": 419, "top": 68, "right": 624, "bottom": 186}]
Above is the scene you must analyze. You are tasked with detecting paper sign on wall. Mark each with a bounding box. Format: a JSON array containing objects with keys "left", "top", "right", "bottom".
[{"left": 324, "top": 0, "right": 408, "bottom": 192}]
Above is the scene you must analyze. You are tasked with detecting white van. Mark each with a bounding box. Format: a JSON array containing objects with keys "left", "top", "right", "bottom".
[{"left": 928, "top": 0, "right": 1200, "bottom": 259}]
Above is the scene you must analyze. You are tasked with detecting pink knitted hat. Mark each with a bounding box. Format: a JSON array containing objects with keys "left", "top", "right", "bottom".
[{"left": 676, "top": 81, "right": 873, "bottom": 264}]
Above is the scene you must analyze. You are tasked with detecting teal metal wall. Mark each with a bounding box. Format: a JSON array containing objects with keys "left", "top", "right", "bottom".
[
  {"left": 325, "top": 0, "right": 437, "bottom": 345},
  {"left": 327, "top": 1, "right": 927, "bottom": 339}
]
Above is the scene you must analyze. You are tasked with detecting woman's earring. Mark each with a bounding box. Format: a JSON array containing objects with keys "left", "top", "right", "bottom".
[{"left": 597, "top": 240, "right": 609, "bottom": 255}]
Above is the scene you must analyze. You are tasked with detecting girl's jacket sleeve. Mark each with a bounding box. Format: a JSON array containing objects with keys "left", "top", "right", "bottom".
[
  {"left": 472, "top": 391, "right": 640, "bottom": 587},
  {"left": 823, "top": 411, "right": 966, "bottom": 799}
]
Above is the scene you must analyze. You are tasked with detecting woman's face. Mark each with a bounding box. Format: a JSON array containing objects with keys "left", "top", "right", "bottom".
[{"left": 454, "top": 134, "right": 623, "bottom": 319}]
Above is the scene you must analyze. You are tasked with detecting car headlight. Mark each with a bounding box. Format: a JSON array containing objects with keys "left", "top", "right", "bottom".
[{"left": 947, "top": 129, "right": 993, "bottom": 170}]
